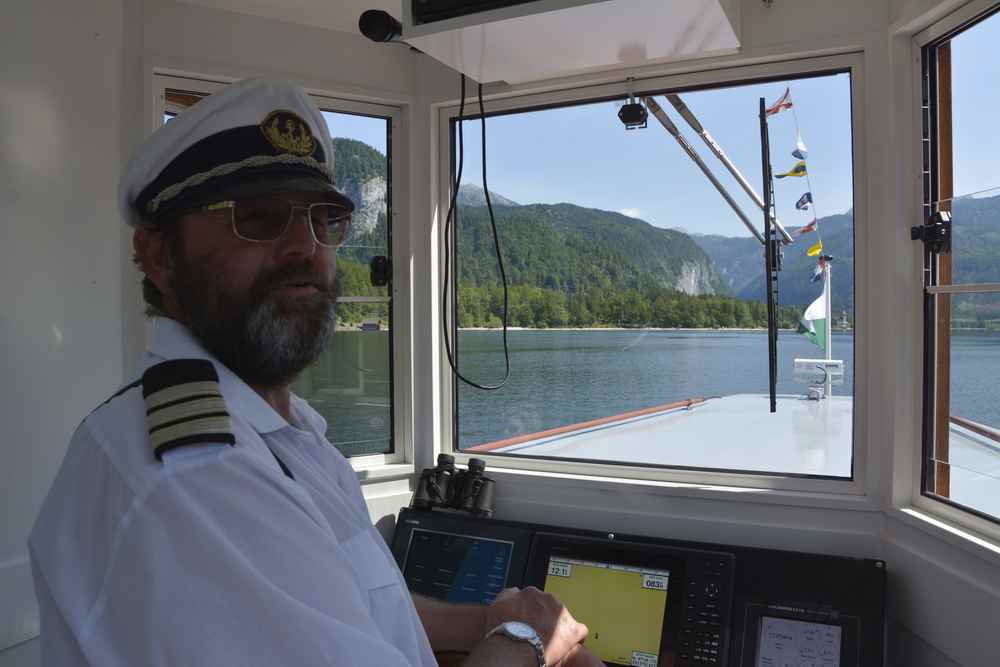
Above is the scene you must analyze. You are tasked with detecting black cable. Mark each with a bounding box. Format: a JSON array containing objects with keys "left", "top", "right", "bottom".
[{"left": 441, "top": 75, "right": 511, "bottom": 390}]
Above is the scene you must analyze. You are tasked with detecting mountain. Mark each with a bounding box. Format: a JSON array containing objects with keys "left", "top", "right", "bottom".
[
  {"left": 333, "top": 138, "right": 386, "bottom": 236},
  {"left": 458, "top": 184, "right": 520, "bottom": 207},
  {"left": 950, "top": 193, "right": 1000, "bottom": 284},
  {"left": 458, "top": 202, "right": 727, "bottom": 296},
  {"left": 693, "top": 213, "right": 855, "bottom": 312},
  {"left": 692, "top": 192, "right": 1000, "bottom": 315},
  {"left": 688, "top": 233, "right": 763, "bottom": 297},
  {"left": 331, "top": 137, "right": 1000, "bottom": 323}
]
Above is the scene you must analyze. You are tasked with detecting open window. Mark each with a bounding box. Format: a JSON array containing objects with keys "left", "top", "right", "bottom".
[
  {"left": 441, "top": 60, "right": 861, "bottom": 488},
  {"left": 156, "top": 77, "right": 402, "bottom": 463},
  {"left": 918, "top": 4, "right": 1000, "bottom": 524}
]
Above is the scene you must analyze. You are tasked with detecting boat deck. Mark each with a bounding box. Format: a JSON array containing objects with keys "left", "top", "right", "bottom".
[{"left": 468, "top": 395, "right": 1000, "bottom": 516}]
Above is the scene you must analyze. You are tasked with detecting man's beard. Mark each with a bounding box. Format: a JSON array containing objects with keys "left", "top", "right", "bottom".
[{"left": 169, "top": 253, "right": 337, "bottom": 388}]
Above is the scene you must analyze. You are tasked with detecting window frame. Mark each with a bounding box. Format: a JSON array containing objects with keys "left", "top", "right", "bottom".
[
  {"left": 150, "top": 73, "right": 411, "bottom": 471},
  {"left": 434, "top": 53, "right": 870, "bottom": 497},
  {"left": 911, "top": 0, "right": 1000, "bottom": 536}
]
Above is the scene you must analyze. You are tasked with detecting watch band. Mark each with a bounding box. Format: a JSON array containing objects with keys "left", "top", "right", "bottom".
[{"left": 486, "top": 621, "right": 546, "bottom": 667}]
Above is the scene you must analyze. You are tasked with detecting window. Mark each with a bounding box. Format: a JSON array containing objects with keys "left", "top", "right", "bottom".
[
  {"left": 300, "top": 108, "right": 394, "bottom": 458},
  {"left": 158, "top": 79, "right": 399, "bottom": 460},
  {"left": 919, "top": 4, "right": 1000, "bottom": 524},
  {"left": 445, "top": 66, "right": 858, "bottom": 482}
]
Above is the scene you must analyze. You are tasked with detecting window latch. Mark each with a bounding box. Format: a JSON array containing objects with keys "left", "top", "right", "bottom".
[
  {"left": 910, "top": 211, "right": 951, "bottom": 254},
  {"left": 370, "top": 255, "right": 392, "bottom": 287}
]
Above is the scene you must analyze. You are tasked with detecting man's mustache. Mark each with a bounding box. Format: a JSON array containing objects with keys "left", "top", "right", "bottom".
[{"left": 253, "top": 261, "right": 338, "bottom": 300}]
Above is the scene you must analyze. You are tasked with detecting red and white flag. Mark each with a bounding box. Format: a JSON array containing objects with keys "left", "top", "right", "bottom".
[
  {"left": 796, "top": 219, "right": 817, "bottom": 236},
  {"left": 765, "top": 88, "right": 793, "bottom": 116}
]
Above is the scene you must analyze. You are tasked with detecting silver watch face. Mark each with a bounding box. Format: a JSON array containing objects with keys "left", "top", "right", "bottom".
[{"left": 504, "top": 621, "right": 538, "bottom": 641}]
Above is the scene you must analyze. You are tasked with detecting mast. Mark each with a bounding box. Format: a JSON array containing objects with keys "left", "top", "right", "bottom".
[
  {"left": 759, "top": 97, "right": 779, "bottom": 413},
  {"left": 824, "top": 257, "right": 833, "bottom": 397}
]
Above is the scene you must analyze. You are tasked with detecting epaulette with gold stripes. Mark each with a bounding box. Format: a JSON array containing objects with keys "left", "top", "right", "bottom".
[{"left": 142, "top": 359, "right": 235, "bottom": 461}]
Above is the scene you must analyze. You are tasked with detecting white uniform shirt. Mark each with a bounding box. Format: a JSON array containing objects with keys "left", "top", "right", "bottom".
[{"left": 29, "top": 317, "right": 437, "bottom": 667}]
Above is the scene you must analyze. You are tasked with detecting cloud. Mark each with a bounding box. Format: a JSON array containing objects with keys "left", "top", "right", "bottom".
[{"left": 619, "top": 208, "right": 642, "bottom": 218}]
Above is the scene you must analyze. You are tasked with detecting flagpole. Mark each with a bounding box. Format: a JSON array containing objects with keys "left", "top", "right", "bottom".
[{"left": 824, "top": 257, "right": 833, "bottom": 397}]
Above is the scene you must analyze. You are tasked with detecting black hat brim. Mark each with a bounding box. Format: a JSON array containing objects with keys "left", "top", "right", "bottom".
[{"left": 154, "top": 170, "right": 355, "bottom": 223}]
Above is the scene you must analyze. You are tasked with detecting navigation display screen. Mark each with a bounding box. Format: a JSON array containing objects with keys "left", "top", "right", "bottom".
[
  {"left": 757, "top": 616, "right": 842, "bottom": 667},
  {"left": 544, "top": 556, "right": 670, "bottom": 667},
  {"left": 402, "top": 529, "right": 513, "bottom": 604}
]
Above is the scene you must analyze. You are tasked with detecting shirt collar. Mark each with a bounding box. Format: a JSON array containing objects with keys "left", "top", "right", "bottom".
[{"left": 146, "top": 317, "right": 289, "bottom": 434}]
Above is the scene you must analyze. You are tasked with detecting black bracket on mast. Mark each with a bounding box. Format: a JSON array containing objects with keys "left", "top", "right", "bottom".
[
  {"left": 760, "top": 98, "right": 780, "bottom": 413},
  {"left": 910, "top": 211, "right": 951, "bottom": 254}
]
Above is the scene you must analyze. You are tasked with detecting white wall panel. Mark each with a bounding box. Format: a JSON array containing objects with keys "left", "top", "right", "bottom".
[{"left": 0, "top": 0, "right": 127, "bottom": 652}]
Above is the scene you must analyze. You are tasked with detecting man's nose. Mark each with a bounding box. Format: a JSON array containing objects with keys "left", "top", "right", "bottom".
[{"left": 276, "top": 210, "right": 317, "bottom": 258}]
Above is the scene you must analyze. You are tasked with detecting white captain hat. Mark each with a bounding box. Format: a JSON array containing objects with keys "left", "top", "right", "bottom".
[{"left": 119, "top": 77, "right": 354, "bottom": 227}]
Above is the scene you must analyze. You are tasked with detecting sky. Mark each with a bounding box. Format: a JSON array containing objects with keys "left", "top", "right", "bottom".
[
  {"left": 951, "top": 9, "right": 1000, "bottom": 201},
  {"left": 455, "top": 73, "right": 854, "bottom": 239},
  {"left": 320, "top": 9, "right": 1000, "bottom": 238},
  {"left": 323, "top": 111, "right": 388, "bottom": 156}
]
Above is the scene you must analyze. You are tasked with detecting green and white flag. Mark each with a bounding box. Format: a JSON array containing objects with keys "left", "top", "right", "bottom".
[{"left": 797, "top": 287, "right": 827, "bottom": 352}]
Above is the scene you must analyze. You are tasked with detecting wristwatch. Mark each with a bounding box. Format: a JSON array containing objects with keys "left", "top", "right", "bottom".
[{"left": 485, "top": 621, "right": 546, "bottom": 667}]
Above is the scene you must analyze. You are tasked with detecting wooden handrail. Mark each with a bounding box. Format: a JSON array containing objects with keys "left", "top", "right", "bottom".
[
  {"left": 465, "top": 397, "right": 706, "bottom": 453},
  {"left": 950, "top": 415, "right": 1000, "bottom": 445}
]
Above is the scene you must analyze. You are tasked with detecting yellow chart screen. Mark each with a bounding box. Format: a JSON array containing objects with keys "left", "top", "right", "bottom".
[{"left": 544, "top": 557, "right": 669, "bottom": 667}]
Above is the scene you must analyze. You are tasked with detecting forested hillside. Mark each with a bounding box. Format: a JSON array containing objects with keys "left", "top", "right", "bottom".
[
  {"left": 458, "top": 203, "right": 726, "bottom": 294},
  {"left": 455, "top": 202, "right": 803, "bottom": 328},
  {"left": 330, "top": 138, "right": 865, "bottom": 330}
]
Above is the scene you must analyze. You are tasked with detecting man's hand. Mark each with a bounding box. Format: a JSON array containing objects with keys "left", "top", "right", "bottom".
[
  {"left": 484, "top": 587, "right": 589, "bottom": 665},
  {"left": 554, "top": 644, "right": 605, "bottom": 667}
]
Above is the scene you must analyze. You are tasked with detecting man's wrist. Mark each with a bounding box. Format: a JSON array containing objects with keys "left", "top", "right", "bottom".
[
  {"left": 483, "top": 633, "right": 542, "bottom": 666},
  {"left": 485, "top": 621, "right": 545, "bottom": 667}
]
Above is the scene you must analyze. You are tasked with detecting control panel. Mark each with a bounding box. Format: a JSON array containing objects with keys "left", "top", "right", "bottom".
[{"left": 391, "top": 508, "right": 886, "bottom": 666}]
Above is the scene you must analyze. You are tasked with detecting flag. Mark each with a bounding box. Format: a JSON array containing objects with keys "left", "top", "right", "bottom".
[
  {"left": 810, "top": 257, "right": 826, "bottom": 283},
  {"left": 776, "top": 161, "right": 807, "bottom": 179},
  {"left": 795, "top": 192, "right": 813, "bottom": 211},
  {"left": 807, "top": 240, "right": 823, "bottom": 256},
  {"left": 792, "top": 133, "right": 808, "bottom": 160},
  {"left": 797, "top": 286, "right": 827, "bottom": 352},
  {"left": 765, "top": 88, "right": 793, "bottom": 116},
  {"left": 796, "top": 219, "right": 817, "bottom": 236}
]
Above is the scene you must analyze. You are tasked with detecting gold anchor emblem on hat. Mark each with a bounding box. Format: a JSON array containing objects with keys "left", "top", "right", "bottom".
[{"left": 260, "top": 110, "right": 317, "bottom": 156}]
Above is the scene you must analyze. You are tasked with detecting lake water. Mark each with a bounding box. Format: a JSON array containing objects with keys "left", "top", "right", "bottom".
[
  {"left": 296, "top": 329, "right": 1000, "bottom": 456},
  {"left": 456, "top": 329, "right": 856, "bottom": 449}
]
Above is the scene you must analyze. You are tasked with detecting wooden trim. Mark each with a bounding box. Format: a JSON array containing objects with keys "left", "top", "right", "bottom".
[
  {"left": 165, "top": 90, "right": 205, "bottom": 109},
  {"left": 465, "top": 398, "right": 706, "bottom": 453},
  {"left": 934, "top": 42, "right": 953, "bottom": 498}
]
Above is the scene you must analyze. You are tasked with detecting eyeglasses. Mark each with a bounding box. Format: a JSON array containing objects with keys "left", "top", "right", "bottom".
[{"left": 200, "top": 198, "right": 352, "bottom": 248}]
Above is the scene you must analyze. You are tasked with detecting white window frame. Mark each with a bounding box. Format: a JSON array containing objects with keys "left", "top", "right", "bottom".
[
  {"left": 434, "top": 53, "right": 871, "bottom": 499},
  {"left": 148, "top": 73, "right": 412, "bottom": 474},
  {"left": 907, "top": 0, "right": 1000, "bottom": 546}
]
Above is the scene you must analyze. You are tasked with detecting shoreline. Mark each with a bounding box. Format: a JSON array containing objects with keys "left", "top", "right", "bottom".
[{"left": 457, "top": 326, "right": 855, "bottom": 333}]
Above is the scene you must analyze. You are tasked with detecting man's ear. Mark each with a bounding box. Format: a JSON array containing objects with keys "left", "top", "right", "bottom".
[{"left": 133, "top": 224, "right": 174, "bottom": 299}]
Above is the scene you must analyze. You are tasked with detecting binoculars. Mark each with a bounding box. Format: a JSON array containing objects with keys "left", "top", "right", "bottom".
[{"left": 412, "top": 454, "right": 495, "bottom": 518}]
